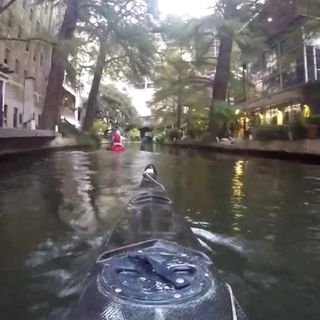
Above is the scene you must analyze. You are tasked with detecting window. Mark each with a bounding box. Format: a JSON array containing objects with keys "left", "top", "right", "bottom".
[
  {"left": 250, "top": 58, "right": 263, "bottom": 74},
  {"left": 13, "top": 108, "right": 18, "bottom": 128},
  {"left": 24, "top": 69, "right": 28, "bottom": 78},
  {"left": 262, "top": 46, "right": 279, "bottom": 78},
  {"left": 282, "top": 65, "right": 298, "bottom": 88},
  {"left": 281, "top": 50, "right": 305, "bottom": 89},
  {"left": 3, "top": 104, "right": 7, "bottom": 127},
  {"left": 38, "top": 114, "right": 41, "bottom": 126},
  {"left": 29, "top": 9, "right": 34, "bottom": 21},
  {"left": 26, "top": 42, "right": 29, "bottom": 52},
  {"left": 19, "top": 113, "right": 23, "bottom": 124},
  {"left": 280, "top": 31, "right": 302, "bottom": 55},
  {"left": 306, "top": 46, "right": 315, "bottom": 81},
  {"left": 15, "top": 59, "right": 20, "bottom": 74},
  {"left": 263, "top": 75, "right": 281, "bottom": 95},
  {"left": 316, "top": 48, "right": 320, "bottom": 80},
  {"left": 36, "top": 21, "right": 40, "bottom": 32},
  {"left": 18, "top": 26, "right": 22, "bottom": 39},
  {"left": 22, "top": 0, "right": 27, "bottom": 9},
  {"left": 4, "top": 48, "right": 10, "bottom": 64},
  {"left": 45, "top": 5, "right": 49, "bottom": 14}
]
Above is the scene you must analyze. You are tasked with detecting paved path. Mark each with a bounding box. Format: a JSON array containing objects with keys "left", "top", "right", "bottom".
[{"left": 0, "top": 128, "right": 57, "bottom": 138}]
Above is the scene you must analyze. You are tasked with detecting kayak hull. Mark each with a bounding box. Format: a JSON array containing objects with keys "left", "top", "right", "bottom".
[
  {"left": 111, "top": 145, "right": 125, "bottom": 152},
  {"left": 69, "top": 165, "right": 246, "bottom": 320}
]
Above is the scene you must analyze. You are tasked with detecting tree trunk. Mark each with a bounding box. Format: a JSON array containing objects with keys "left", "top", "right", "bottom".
[
  {"left": 208, "top": 0, "right": 238, "bottom": 134},
  {"left": 176, "top": 103, "right": 182, "bottom": 129},
  {"left": 176, "top": 75, "right": 183, "bottom": 129},
  {"left": 40, "top": 0, "right": 80, "bottom": 130},
  {"left": 208, "top": 34, "right": 233, "bottom": 133},
  {"left": 82, "top": 38, "right": 108, "bottom": 132}
]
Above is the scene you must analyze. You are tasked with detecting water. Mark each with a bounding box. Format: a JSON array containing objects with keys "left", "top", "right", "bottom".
[{"left": 0, "top": 145, "right": 319, "bottom": 319}]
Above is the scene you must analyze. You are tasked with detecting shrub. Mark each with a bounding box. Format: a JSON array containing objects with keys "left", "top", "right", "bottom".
[
  {"left": 290, "top": 118, "right": 307, "bottom": 140},
  {"left": 254, "top": 125, "right": 290, "bottom": 141},
  {"left": 153, "top": 130, "right": 166, "bottom": 143},
  {"left": 58, "top": 120, "right": 79, "bottom": 137},
  {"left": 214, "top": 101, "right": 236, "bottom": 122},
  {"left": 128, "top": 128, "right": 141, "bottom": 140},
  {"left": 187, "top": 127, "right": 204, "bottom": 139},
  {"left": 91, "top": 120, "right": 108, "bottom": 137},
  {"left": 200, "top": 132, "right": 215, "bottom": 145},
  {"left": 167, "top": 128, "right": 181, "bottom": 141},
  {"left": 77, "top": 132, "right": 101, "bottom": 148},
  {"left": 306, "top": 115, "right": 320, "bottom": 126}
]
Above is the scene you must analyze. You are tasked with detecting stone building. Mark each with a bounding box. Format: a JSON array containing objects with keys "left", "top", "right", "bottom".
[{"left": 0, "top": 0, "right": 84, "bottom": 129}]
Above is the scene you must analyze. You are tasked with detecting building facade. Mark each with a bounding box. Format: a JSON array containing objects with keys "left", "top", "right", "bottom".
[
  {"left": 237, "top": 0, "right": 320, "bottom": 126},
  {"left": 0, "top": 0, "right": 83, "bottom": 130}
]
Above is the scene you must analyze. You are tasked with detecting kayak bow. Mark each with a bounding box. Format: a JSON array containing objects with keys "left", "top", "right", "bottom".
[{"left": 69, "top": 165, "right": 246, "bottom": 320}]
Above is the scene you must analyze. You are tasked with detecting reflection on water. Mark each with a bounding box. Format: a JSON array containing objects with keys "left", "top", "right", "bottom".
[
  {"left": 231, "top": 160, "right": 247, "bottom": 233},
  {"left": 0, "top": 146, "right": 320, "bottom": 320},
  {"left": 57, "top": 152, "right": 97, "bottom": 234},
  {"left": 232, "top": 160, "right": 245, "bottom": 202}
]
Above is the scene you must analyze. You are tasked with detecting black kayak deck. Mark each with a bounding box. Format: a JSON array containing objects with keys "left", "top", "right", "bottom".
[{"left": 69, "top": 167, "right": 246, "bottom": 320}]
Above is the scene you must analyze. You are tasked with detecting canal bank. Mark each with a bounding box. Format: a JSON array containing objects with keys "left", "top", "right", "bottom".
[
  {"left": 163, "top": 139, "right": 320, "bottom": 163},
  {"left": 0, "top": 128, "right": 100, "bottom": 159}
]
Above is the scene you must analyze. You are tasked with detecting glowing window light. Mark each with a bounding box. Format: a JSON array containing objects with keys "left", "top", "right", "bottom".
[
  {"left": 277, "top": 109, "right": 284, "bottom": 125},
  {"left": 303, "top": 105, "right": 311, "bottom": 118}
]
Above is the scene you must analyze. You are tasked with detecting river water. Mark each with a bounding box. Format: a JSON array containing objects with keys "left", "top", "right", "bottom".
[{"left": 0, "top": 144, "right": 319, "bottom": 320}]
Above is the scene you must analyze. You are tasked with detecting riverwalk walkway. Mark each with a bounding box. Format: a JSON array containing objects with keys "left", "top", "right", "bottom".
[
  {"left": 0, "top": 128, "right": 78, "bottom": 158},
  {"left": 0, "top": 128, "right": 57, "bottom": 138},
  {"left": 165, "top": 139, "right": 320, "bottom": 162}
]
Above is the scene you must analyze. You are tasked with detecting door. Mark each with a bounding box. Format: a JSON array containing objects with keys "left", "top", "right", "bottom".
[
  {"left": 3, "top": 105, "right": 7, "bottom": 127},
  {"left": 0, "top": 81, "right": 3, "bottom": 127}
]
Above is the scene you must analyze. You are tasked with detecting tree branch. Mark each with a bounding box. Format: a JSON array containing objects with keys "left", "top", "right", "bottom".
[
  {"left": 0, "top": 0, "right": 17, "bottom": 14},
  {"left": 104, "top": 55, "right": 127, "bottom": 65}
]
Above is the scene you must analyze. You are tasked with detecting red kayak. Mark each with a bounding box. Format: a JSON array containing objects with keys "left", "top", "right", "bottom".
[{"left": 111, "top": 144, "right": 125, "bottom": 152}]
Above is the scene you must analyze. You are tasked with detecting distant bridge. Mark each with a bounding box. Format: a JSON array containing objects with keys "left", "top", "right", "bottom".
[
  {"left": 138, "top": 116, "right": 153, "bottom": 128},
  {"left": 138, "top": 116, "right": 153, "bottom": 138}
]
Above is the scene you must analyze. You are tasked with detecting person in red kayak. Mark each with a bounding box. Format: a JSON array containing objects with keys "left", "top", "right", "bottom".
[{"left": 111, "top": 130, "right": 125, "bottom": 152}]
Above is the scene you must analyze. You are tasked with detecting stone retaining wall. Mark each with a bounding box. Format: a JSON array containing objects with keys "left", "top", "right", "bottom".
[
  {"left": 0, "top": 134, "right": 78, "bottom": 158},
  {"left": 165, "top": 139, "right": 320, "bottom": 162}
]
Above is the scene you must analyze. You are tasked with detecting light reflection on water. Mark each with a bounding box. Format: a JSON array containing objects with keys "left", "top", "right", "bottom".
[
  {"left": 231, "top": 160, "right": 247, "bottom": 233},
  {"left": 0, "top": 146, "right": 319, "bottom": 320}
]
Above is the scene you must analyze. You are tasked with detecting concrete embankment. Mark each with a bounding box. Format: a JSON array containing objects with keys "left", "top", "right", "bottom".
[
  {"left": 164, "top": 139, "right": 320, "bottom": 163},
  {"left": 0, "top": 129, "right": 80, "bottom": 158}
]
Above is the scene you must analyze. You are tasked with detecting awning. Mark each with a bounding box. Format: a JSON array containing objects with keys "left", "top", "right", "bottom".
[{"left": 236, "top": 86, "right": 302, "bottom": 112}]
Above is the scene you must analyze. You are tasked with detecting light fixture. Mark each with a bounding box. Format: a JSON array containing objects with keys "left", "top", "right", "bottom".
[
  {"left": 267, "top": 17, "right": 273, "bottom": 22},
  {"left": 235, "top": 109, "right": 240, "bottom": 115}
]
